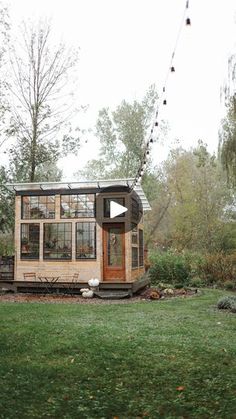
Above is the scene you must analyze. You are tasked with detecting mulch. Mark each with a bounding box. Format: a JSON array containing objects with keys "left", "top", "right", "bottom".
[{"left": 0, "top": 287, "right": 199, "bottom": 304}]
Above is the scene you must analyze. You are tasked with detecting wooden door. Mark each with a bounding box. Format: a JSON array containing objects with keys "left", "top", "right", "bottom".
[{"left": 103, "top": 223, "right": 125, "bottom": 281}]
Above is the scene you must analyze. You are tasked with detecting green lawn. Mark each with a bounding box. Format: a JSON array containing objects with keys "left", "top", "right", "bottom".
[{"left": 0, "top": 290, "right": 235, "bottom": 419}]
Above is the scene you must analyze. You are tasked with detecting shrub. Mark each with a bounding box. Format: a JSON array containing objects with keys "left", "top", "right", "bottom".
[
  {"left": 217, "top": 296, "right": 236, "bottom": 310},
  {"left": 196, "top": 253, "right": 236, "bottom": 288},
  {"left": 0, "top": 233, "right": 14, "bottom": 256},
  {"left": 230, "top": 303, "right": 236, "bottom": 313},
  {"left": 189, "top": 277, "right": 203, "bottom": 288},
  {"left": 149, "top": 251, "right": 191, "bottom": 286},
  {"left": 224, "top": 280, "right": 235, "bottom": 290}
]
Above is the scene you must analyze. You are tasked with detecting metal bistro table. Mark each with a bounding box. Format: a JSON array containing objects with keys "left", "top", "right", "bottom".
[{"left": 38, "top": 275, "right": 60, "bottom": 295}]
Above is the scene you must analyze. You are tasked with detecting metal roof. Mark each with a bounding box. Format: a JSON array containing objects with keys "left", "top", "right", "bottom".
[{"left": 5, "top": 178, "right": 151, "bottom": 211}]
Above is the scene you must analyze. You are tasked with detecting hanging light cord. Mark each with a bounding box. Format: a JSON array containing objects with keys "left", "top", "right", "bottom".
[{"left": 131, "top": 0, "right": 191, "bottom": 190}]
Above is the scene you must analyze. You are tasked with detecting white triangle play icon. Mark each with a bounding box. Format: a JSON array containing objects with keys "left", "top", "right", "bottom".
[{"left": 110, "top": 201, "right": 128, "bottom": 218}]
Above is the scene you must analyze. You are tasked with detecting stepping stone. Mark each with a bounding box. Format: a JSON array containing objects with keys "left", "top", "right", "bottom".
[{"left": 94, "top": 291, "right": 131, "bottom": 299}]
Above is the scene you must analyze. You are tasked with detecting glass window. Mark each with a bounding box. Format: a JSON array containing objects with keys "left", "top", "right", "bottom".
[
  {"left": 22, "top": 196, "right": 55, "bottom": 219},
  {"left": 44, "top": 223, "right": 72, "bottom": 260},
  {"left": 76, "top": 222, "right": 96, "bottom": 259},
  {"left": 104, "top": 197, "right": 125, "bottom": 218},
  {"left": 131, "top": 223, "right": 138, "bottom": 244},
  {"left": 61, "top": 194, "right": 95, "bottom": 218},
  {"left": 21, "top": 223, "right": 40, "bottom": 259},
  {"left": 131, "top": 197, "right": 139, "bottom": 222},
  {"left": 139, "top": 229, "right": 144, "bottom": 267},
  {"left": 132, "top": 247, "right": 138, "bottom": 269},
  {"left": 107, "top": 226, "right": 123, "bottom": 266}
]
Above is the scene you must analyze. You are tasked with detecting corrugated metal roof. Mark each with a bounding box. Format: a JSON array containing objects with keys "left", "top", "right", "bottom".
[{"left": 5, "top": 178, "right": 151, "bottom": 210}]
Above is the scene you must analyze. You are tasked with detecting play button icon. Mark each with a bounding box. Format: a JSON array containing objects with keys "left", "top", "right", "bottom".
[
  {"left": 110, "top": 200, "right": 128, "bottom": 218},
  {"left": 96, "top": 184, "right": 143, "bottom": 233}
]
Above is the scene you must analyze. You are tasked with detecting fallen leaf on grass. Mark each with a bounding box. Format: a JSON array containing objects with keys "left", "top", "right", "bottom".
[
  {"left": 176, "top": 386, "right": 185, "bottom": 391},
  {"left": 70, "top": 358, "right": 75, "bottom": 363},
  {"left": 47, "top": 397, "right": 54, "bottom": 403}
]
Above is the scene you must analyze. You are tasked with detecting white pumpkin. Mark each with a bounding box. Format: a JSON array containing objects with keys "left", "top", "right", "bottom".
[
  {"left": 163, "top": 288, "right": 174, "bottom": 295},
  {"left": 88, "top": 278, "right": 100, "bottom": 287},
  {"left": 80, "top": 288, "right": 89, "bottom": 293},
  {"left": 82, "top": 290, "right": 94, "bottom": 298}
]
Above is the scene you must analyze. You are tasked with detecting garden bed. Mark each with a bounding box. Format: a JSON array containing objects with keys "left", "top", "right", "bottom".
[{"left": 0, "top": 287, "right": 199, "bottom": 304}]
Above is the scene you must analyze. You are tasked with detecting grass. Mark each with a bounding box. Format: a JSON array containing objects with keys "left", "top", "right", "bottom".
[{"left": 0, "top": 290, "right": 236, "bottom": 419}]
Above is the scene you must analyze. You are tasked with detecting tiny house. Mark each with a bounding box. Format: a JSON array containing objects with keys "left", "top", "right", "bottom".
[{"left": 6, "top": 179, "right": 151, "bottom": 295}]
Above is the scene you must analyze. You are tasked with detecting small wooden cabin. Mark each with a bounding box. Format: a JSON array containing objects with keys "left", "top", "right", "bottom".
[{"left": 6, "top": 179, "right": 151, "bottom": 295}]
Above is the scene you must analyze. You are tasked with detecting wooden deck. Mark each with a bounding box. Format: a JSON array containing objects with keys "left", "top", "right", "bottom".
[{"left": 0, "top": 275, "right": 150, "bottom": 297}]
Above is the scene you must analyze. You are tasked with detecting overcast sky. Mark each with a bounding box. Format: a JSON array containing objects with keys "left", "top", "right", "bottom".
[{"left": 7, "top": 0, "right": 236, "bottom": 179}]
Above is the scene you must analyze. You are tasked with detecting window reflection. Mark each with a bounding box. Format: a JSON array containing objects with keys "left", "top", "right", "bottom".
[
  {"left": 22, "top": 196, "right": 55, "bottom": 219},
  {"left": 44, "top": 223, "right": 72, "bottom": 260},
  {"left": 108, "top": 227, "right": 122, "bottom": 266},
  {"left": 61, "top": 194, "right": 95, "bottom": 218},
  {"left": 76, "top": 222, "right": 96, "bottom": 259},
  {"left": 21, "top": 224, "right": 40, "bottom": 259}
]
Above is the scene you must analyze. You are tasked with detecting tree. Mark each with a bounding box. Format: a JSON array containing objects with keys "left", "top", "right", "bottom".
[
  {"left": 219, "top": 53, "right": 236, "bottom": 187},
  {"left": 6, "top": 20, "right": 81, "bottom": 182},
  {"left": 0, "top": 2, "right": 10, "bottom": 148},
  {"left": 77, "top": 85, "right": 163, "bottom": 181},
  {"left": 146, "top": 143, "right": 235, "bottom": 252},
  {"left": 0, "top": 167, "right": 14, "bottom": 233},
  {"left": 219, "top": 95, "right": 236, "bottom": 187}
]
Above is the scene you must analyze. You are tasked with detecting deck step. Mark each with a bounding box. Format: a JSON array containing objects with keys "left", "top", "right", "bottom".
[
  {"left": 0, "top": 282, "right": 16, "bottom": 292},
  {"left": 94, "top": 290, "right": 131, "bottom": 299}
]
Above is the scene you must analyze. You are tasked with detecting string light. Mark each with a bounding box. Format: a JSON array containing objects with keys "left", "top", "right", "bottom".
[{"left": 132, "top": 0, "right": 191, "bottom": 188}]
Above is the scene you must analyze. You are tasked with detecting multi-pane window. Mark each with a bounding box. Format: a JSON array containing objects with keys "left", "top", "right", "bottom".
[
  {"left": 132, "top": 247, "right": 138, "bottom": 268},
  {"left": 131, "top": 197, "right": 139, "bottom": 222},
  {"left": 44, "top": 223, "right": 72, "bottom": 260},
  {"left": 22, "top": 196, "right": 55, "bottom": 219},
  {"left": 61, "top": 194, "right": 95, "bottom": 218},
  {"left": 139, "top": 229, "right": 144, "bottom": 267},
  {"left": 104, "top": 197, "right": 125, "bottom": 218},
  {"left": 131, "top": 223, "right": 138, "bottom": 244},
  {"left": 21, "top": 223, "right": 40, "bottom": 259},
  {"left": 76, "top": 222, "right": 96, "bottom": 259}
]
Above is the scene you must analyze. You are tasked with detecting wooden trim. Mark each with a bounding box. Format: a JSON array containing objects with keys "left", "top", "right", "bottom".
[{"left": 16, "top": 186, "right": 130, "bottom": 196}]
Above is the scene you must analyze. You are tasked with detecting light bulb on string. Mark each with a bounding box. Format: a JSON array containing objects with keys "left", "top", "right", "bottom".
[{"left": 130, "top": 0, "right": 192, "bottom": 192}]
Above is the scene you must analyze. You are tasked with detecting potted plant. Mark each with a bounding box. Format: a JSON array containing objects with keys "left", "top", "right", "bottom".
[{"left": 21, "top": 237, "right": 29, "bottom": 252}]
